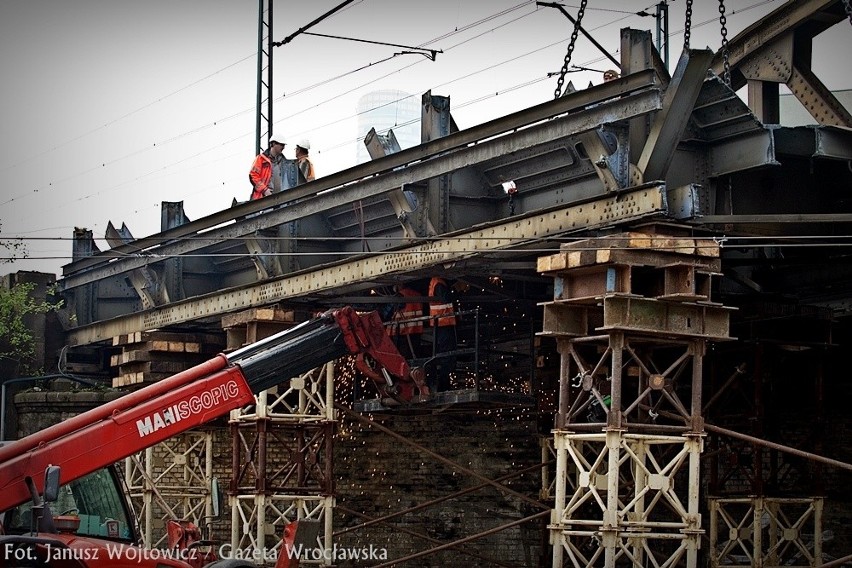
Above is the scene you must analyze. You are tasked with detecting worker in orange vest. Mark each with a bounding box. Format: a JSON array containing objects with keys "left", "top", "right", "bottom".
[
  {"left": 390, "top": 284, "right": 424, "bottom": 359},
  {"left": 295, "top": 140, "right": 316, "bottom": 184},
  {"left": 249, "top": 133, "right": 287, "bottom": 200},
  {"left": 428, "top": 276, "right": 457, "bottom": 392}
]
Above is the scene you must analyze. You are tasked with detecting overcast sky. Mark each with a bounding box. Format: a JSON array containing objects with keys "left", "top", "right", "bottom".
[{"left": 1, "top": 0, "right": 849, "bottom": 277}]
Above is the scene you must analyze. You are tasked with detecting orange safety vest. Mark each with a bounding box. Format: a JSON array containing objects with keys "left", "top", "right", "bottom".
[
  {"left": 249, "top": 152, "right": 272, "bottom": 200},
  {"left": 297, "top": 156, "right": 315, "bottom": 183},
  {"left": 391, "top": 287, "right": 424, "bottom": 336},
  {"left": 429, "top": 277, "right": 456, "bottom": 327}
]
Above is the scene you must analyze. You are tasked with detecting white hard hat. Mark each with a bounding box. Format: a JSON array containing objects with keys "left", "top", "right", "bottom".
[
  {"left": 297, "top": 139, "right": 311, "bottom": 150},
  {"left": 269, "top": 133, "right": 286, "bottom": 145}
]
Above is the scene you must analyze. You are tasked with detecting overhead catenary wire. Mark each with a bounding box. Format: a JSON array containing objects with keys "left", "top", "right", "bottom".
[
  {"left": 1, "top": 2, "right": 538, "bottom": 212},
  {"left": 7, "top": 234, "right": 852, "bottom": 263},
  {"left": 0, "top": 3, "right": 542, "bottom": 206},
  {"left": 0, "top": 54, "right": 257, "bottom": 178},
  {"left": 4, "top": 0, "right": 781, "bottom": 231}
]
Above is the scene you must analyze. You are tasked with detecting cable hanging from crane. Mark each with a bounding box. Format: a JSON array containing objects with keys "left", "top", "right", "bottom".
[
  {"left": 552, "top": 0, "right": 588, "bottom": 99},
  {"left": 683, "top": 0, "right": 694, "bottom": 50},
  {"left": 718, "top": 0, "right": 731, "bottom": 86}
]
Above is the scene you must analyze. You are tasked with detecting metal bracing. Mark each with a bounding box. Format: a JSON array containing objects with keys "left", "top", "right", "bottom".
[
  {"left": 160, "top": 202, "right": 188, "bottom": 303},
  {"left": 637, "top": 48, "right": 714, "bottom": 183},
  {"left": 66, "top": 184, "right": 668, "bottom": 346},
  {"left": 61, "top": 68, "right": 659, "bottom": 282},
  {"left": 541, "top": 436, "right": 560, "bottom": 502},
  {"left": 541, "top": 232, "right": 729, "bottom": 568},
  {"left": 104, "top": 221, "right": 167, "bottom": 310},
  {"left": 551, "top": 432, "right": 704, "bottom": 568},
  {"left": 549, "top": 336, "right": 708, "bottom": 568},
  {"left": 229, "top": 362, "right": 336, "bottom": 566},
  {"left": 710, "top": 0, "right": 841, "bottom": 77},
  {"left": 709, "top": 0, "right": 851, "bottom": 128},
  {"left": 422, "top": 92, "right": 454, "bottom": 234},
  {"left": 123, "top": 430, "right": 214, "bottom": 549},
  {"left": 553, "top": 338, "right": 716, "bottom": 432},
  {"left": 363, "top": 126, "right": 435, "bottom": 239},
  {"left": 709, "top": 497, "right": 824, "bottom": 567},
  {"left": 231, "top": 495, "right": 333, "bottom": 567}
]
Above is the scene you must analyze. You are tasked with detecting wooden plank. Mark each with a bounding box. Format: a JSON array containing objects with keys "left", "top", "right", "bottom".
[
  {"left": 110, "top": 349, "right": 208, "bottom": 365},
  {"left": 221, "top": 307, "right": 295, "bottom": 329},
  {"left": 117, "top": 361, "right": 191, "bottom": 374},
  {"left": 111, "top": 330, "right": 224, "bottom": 347},
  {"left": 560, "top": 232, "right": 720, "bottom": 257},
  {"left": 146, "top": 340, "right": 202, "bottom": 353}
]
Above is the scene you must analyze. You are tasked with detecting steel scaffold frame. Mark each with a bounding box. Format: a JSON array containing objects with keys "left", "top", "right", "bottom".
[
  {"left": 124, "top": 430, "right": 215, "bottom": 549},
  {"left": 549, "top": 338, "right": 708, "bottom": 568},
  {"left": 709, "top": 497, "right": 824, "bottom": 567},
  {"left": 229, "top": 361, "right": 336, "bottom": 566},
  {"left": 540, "top": 232, "right": 730, "bottom": 567}
]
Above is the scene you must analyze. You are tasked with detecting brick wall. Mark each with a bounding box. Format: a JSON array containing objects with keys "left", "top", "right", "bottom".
[
  {"left": 14, "top": 386, "right": 123, "bottom": 437},
  {"left": 333, "top": 411, "right": 544, "bottom": 567}
]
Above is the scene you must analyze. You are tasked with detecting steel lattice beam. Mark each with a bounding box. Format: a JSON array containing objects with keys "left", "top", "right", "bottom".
[
  {"left": 61, "top": 70, "right": 658, "bottom": 279},
  {"left": 66, "top": 185, "right": 667, "bottom": 345}
]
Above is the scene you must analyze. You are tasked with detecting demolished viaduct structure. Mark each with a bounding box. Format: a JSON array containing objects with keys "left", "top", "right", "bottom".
[{"left": 31, "top": 1, "right": 852, "bottom": 565}]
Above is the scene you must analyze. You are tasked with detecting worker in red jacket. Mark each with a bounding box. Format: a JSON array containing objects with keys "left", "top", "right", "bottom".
[{"left": 249, "top": 133, "right": 287, "bottom": 200}]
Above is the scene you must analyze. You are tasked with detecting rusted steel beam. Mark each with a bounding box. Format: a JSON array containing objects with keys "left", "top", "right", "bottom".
[
  {"left": 65, "top": 185, "right": 668, "bottom": 345},
  {"left": 60, "top": 87, "right": 662, "bottom": 292},
  {"left": 704, "top": 422, "right": 852, "bottom": 473},
  {"left": 638, "top": 48, "right": 714, "bottom": 182},
  {"left": 710, "top": 0, "right": 841, "bottom": 83},
  {"left": 820, "top": 553, "right": 852, "bottom": 568},
  {"left": 62, "top": 70, "right": 657, "bottom": 277}
]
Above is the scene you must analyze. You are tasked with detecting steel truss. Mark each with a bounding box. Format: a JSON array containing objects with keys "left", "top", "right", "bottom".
[
  {"left": 229, "top": 361, "right": 336, "bottom": 566},
  {"left": 549, "top": 337, "right": 708, "bottom": 568},
  {"left": 554, "top": 431, "right": 704, "bottom": 567},
  {"left": 709, "top": 497, "right": 824, "bottom": 567},
  {"left": 124, "top": 430, "right": 215, "bottom": 548}
]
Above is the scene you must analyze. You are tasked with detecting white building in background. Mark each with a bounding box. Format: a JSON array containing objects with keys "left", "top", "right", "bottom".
[{"left": 356, "top": 90, "right": 420, "bottom": 164}]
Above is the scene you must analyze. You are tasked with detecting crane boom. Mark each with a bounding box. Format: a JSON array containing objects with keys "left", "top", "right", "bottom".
[{"left": 0, "top": 307, "right": 413, "bottom": 513}]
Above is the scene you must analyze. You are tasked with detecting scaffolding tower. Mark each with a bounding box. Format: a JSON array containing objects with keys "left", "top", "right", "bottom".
[
  {"left": 229, "top": 361, "right": 336, "bottom": 566},
  {"left": 539, "top": 230, "right": 732, "bottom": 568}
]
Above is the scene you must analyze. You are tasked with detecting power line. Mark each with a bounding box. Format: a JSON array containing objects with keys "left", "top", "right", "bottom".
[
  {"left": 3, "top": 2, "right": 542, "bottom": 215},
  {"left": 3, "top": 0, "right": 780, "bottom": 230},
  {"left": 0, "top": 53, "right": 256, "bottom": 178}
]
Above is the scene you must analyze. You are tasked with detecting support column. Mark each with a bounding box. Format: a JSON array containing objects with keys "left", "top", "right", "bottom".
[
  {"left": 539, "top": 230, "right": 730, "bottom": 567},
  {"left": 124, "top": 431, "right": 216, "bottom": 549},
  {"left": 230, "top": 360, "right": 337, "bottom": 566}
]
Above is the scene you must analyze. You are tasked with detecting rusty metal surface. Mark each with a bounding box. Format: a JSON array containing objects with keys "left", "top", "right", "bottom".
[
  {"left": 62, "top": 69, "right": 659, "bottom": 278},
  {"left": 60, "top": 88, "right": 663, "bottom": 294},
  {"left": 709, "top": 0, "right": 843, "bottom": 84},
  {"left": 65, "top": 186, "right": 668, "bottom": 345}
]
